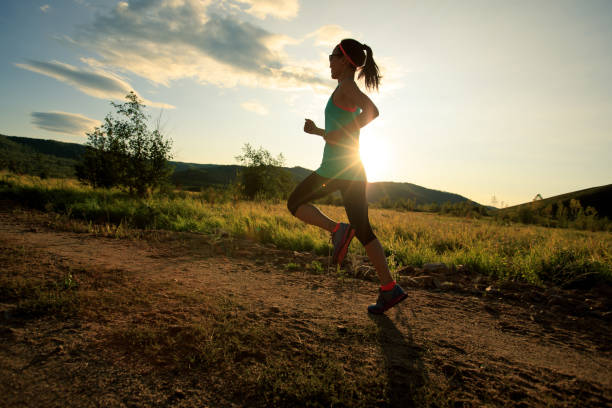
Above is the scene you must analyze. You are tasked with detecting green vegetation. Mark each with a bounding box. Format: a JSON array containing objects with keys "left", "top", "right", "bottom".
[
  {"left": 1, "top": 133, "right": 478, "bottom": 205},
  {"left": 496, "top": 196, "right": 612, "bottom": 231},
  {"left": 501, "top": 183, "right": 612, "bottom": 219},
  {"left": 375, "top": 196, "right": 489, "bottom": 218},
  {"left": 235, "top": 143, "right": 295, "bottom": 200},
  {"left": 2, "top": 172, "right": 610, "bottom": 288},
  {"left": 75, "top": 92, "right": 173, "bottom": 195},
  {"left": 0, "top": 135, "right": 79, "bottom": 178}
]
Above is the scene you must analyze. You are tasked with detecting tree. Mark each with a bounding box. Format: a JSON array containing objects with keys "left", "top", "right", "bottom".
[
  {"left": 76, "top": 92, "right": 173, "bottom": 196},
  {"left": 235, "top": 143, "right": 294, "bottom": 200}
]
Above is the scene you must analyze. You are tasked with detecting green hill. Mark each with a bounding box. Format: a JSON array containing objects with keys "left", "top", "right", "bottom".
[
  {"left": 1, "top": 134, "right": 477, "bottom": 205},
  {"left": 500, "top": 184, "right": 612, "bottom": 219},
  {"left": 0, "top": 134, "right": 80, "bottom": 178},
  {"left": 5, "top": 135, "right": 86, "bottom": 160},
  {"left": 366, "top": 181, "right": 469, "bottom": 206}
]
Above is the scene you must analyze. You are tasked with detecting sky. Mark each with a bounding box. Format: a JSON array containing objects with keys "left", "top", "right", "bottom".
[{"left": 1, "top": 0, "right": 611, "bottom": 207}]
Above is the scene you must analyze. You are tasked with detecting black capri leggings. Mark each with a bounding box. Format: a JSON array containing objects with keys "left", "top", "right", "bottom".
[{"left": 287, "top": 172, "right": 376, "bottom": 246}]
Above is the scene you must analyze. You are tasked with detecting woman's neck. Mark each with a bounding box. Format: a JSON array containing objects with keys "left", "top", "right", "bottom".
[{"left": 337, "top": 70, "right": 355, "bottom": 84}]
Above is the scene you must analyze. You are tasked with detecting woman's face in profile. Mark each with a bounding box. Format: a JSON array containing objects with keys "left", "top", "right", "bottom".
[{"left": 329, "top": 46, "right": 345, "bottom": 79}]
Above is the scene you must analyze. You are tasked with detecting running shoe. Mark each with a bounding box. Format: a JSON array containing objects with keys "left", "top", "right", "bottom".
[
  {"left": 331, "top": 222, "right": 356, "bottom": 264},
  {"left": 367, "top": 284, "right": 408, "bottom": 314}
]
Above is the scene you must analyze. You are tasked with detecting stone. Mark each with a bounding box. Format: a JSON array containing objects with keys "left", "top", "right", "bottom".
[
  {"left": 423, "top": 262, "right": 449, "bottom": 274},
  {"left": 484, "top": 305, "right": 500, "bottom": 316},
  {"left": 547, "top": 295, "right": 566, "bottom": 307},
  {"left": 510, "top": 390, "right": 528, "bottom": 401},
  {"left": 0, "top": 326, "right": 19, "bottom": 339},
  {"left": 398, "top": 276, "right": 419, "bottom": 288},
  {"left": 485, "top": 286, "right": 501, "bottom": 297},
  {"left": 396, "top": 265, "right": 417, "bottom": 276},
  {"left": 499, "top": 281, "right": 526, "bottom": 292},
  {"left": 440, "top": 281, "right": 455, "bottom": 291},
  {"left": 410, "top": 275, "right": 439, "bottom": 289},
  {"left": 550, "top": 305, "right": 563, "bottom": 314}
]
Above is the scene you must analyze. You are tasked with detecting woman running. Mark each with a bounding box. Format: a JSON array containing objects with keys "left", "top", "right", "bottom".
[{"left": 287, "top": 38, "right": 407, "bottom": 314}]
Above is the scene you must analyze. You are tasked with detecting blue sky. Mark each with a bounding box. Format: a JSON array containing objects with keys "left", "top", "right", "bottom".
[{"left": 1, "top": 0, "right": 611, "bottom": 206}]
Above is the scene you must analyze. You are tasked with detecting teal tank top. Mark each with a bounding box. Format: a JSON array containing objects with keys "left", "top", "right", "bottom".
[{"left": 315, "top": 92, "right": 366, "bottom": 181}]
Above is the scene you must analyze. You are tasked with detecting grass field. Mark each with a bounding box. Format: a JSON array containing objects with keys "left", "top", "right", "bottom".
[{"left": 2, "top": 172, "right": 611, "bottom": 288}]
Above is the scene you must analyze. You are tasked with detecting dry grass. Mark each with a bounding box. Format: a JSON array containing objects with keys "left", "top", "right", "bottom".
[{"left": 2, "top": 171, "right": 611, "bottom": 287}]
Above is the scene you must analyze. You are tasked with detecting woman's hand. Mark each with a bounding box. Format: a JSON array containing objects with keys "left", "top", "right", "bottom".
[{"left": 303, "top": 119, "right": 320, "bottom": 135}]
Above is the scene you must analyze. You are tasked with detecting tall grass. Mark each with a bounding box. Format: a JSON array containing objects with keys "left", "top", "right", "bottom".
[{"left": 2, "top": 172, "right": 611, "bottom": 287}]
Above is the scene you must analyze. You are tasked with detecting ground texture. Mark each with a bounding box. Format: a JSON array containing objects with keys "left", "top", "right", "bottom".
[{"left": 0, "top": 202, "right": 610, "bottom": 407}]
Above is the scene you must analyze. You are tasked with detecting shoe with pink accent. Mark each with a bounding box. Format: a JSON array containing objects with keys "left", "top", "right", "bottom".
[{"left": 367, "top": 284, "right": 408, "bottom": 314}]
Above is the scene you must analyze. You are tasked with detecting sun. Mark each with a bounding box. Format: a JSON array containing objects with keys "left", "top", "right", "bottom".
[{"left": 359, "top": 135, "right": 389, "bottom": 182}]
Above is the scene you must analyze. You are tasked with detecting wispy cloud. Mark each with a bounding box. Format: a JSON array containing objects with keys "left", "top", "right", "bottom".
[
  {"left": 66, "top": 0, "right": 328, "bottom": 91},
  {"left": 234, "top": 0, "right": 299, "bottom": 20},
  {"left": 241, "top": 100, "right": 269, "bottom": 115},
  {"left": 40, "top": 4, "right": 50, "bottom": 13},
  {"left": 306, "top": 25, "right": 353, "bottom": 47},
  {"left": 31, "top": 111, "right": 101, "bottom": 136},
  {"left": 15, "top": 60, "right": 174, "bottom": 108}
]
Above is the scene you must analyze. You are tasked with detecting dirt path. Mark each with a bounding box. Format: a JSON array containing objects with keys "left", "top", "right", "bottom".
[{"left": 1, "top": 206, "right": 610, "bottom": 407}]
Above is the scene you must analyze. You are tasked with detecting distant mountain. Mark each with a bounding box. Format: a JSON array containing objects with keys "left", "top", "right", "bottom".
[
  {"left": 1, "top": 134, "right": 477, "bottom": 206},
  {"left": 4, "top": 135, "right": 86, "bottom": 160},
  {"left": 168, "top": 162, "right": 312, "bottom": 190},
  {"left": 366, "top": 181, "right": 470, "bottom": 206},
  {"left": 499, "top": 184, "right": 612, "bottom": 219},
  {"left": 0, "top": 134, "right": 81, "bottom": 178}
]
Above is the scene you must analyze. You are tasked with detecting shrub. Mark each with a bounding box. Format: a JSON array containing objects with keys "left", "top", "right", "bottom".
[
  {"left": 235, "top": 144, "right": 295, "bottom": 200},
  {"left": 76, "top": 92, "right": 173, "bottom": 196}
]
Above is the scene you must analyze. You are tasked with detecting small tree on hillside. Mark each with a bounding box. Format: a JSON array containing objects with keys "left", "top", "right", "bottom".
[
  {"left": 235, "top": 143, "right": 294, "bottom": 200},
  {"left": 76, "top": 92, "right": 173, "bottom": 195}
]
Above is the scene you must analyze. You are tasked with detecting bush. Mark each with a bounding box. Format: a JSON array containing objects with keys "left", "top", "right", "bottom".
[
  {"left": 235, "top": 144, "right": 294, "bottom": 200},
  {"left": 76, "top": 92, "right": 173, "bottom": 196}
]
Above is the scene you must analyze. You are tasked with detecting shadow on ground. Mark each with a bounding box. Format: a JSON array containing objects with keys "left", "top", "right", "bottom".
[{"left": 370, "top": 308, "right": 432, "bottom": 407}]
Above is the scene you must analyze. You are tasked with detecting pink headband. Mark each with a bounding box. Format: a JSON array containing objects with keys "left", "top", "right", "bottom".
[{"left": 338, "top": 43, "right": 359, "bottom": 68}]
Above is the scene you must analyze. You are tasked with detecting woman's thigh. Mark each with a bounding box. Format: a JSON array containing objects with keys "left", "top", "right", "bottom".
[{"left": 287, "top": 172, "right": 335, "bottom": 215}]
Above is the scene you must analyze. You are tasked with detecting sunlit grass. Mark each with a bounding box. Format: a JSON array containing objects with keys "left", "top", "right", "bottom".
[{"left": 2, "top": 171, "right": 611, "bottom": 286}]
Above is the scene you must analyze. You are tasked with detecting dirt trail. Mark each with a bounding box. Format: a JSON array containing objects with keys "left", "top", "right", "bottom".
[{"left": 0, "top": 206, "right": 610, "bottom": 407}]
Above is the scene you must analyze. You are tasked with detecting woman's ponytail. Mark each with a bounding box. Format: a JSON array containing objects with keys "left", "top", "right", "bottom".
[
  {"left": 339, "top": 39, "right": 382, "bottom": 92},
  {"left": 358, "top": 43, "right": 381, "bottom": 92}
]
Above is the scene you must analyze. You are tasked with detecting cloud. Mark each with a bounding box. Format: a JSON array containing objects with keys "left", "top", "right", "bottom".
[
  {"left": 40, "top": 5, "right": 51, "bottom": 13},
  {"left": 241, "top": 100, "right": 268, "bottom": 115},
  {"left": 306, "top": 25, "right": 353, "bottom": 47},
  {"left": 31, "top": 111, "right": 101, "bottom": 136},
  {"left": 15, "top": 60, "right": 174, "bottom": 108},
  {"left": 234, "top": 0, "right": 299, "bottom": 20},
  {"left": 66, "top": 0, "right": 329, "bottom": 91}
]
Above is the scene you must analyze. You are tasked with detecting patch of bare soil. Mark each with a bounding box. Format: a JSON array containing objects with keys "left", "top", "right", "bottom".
[{"left": 0, "top": 203, "right": 610, "bottom": 407}]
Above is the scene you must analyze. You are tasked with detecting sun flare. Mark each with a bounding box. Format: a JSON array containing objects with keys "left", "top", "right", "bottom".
[{"left": 359, "top": 135, "right": 389, "bottom": 182}]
